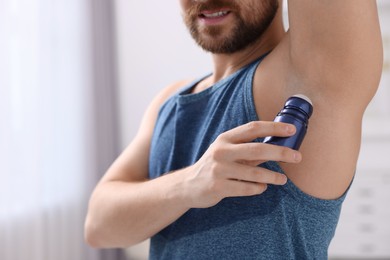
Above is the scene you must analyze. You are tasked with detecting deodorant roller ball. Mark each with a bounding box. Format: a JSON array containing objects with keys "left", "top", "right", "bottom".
[{"left": 263, "top": 94, "right": 313, "bottom": 150}]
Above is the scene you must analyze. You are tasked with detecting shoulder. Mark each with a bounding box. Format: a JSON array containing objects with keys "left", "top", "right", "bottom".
[
  {"left": 153, "top": 79, "right": 193, "bottom": 108},
  {"left": 101, "top": 79, "right": 193, "bottom": 183},
  {"left": 136, "top": 79, "right": 193, "bottom": 137}
]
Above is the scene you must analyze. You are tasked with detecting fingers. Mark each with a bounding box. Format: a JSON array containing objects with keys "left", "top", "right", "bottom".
[
  {"left": 221, "top": 180, "right": 268, "bottom": 198},
  {"left": 188, "top": 121, "right": 301, "bottom": 204},
  {"left": 222, "top": 162, "right": 288, "bottom": 186},
  {"left": 224, "top": 142, "right": 301, "bottom": 164},
  {"left": 219, "top": 121, "right": 296, "bottom": 144},
  {"left": 218, "top": 164, "right": 287, "bottom": 198}
]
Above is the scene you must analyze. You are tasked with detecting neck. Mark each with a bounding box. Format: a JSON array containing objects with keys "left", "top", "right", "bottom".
[{"left": 206, "top": 6, "right": 285, "bottom": 87}]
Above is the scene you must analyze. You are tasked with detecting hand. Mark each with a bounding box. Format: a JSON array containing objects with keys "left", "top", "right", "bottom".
[{"left": 183, "top": 121, "right": 302, "bottom": 208}]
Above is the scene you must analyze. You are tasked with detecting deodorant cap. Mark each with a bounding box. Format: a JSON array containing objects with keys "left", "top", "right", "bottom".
[
  {"left": 287, "top": 94, "right": 313, "bottom": 118},
  {"left": 293, "top": 94, "right": 312, "bottom": 106}
]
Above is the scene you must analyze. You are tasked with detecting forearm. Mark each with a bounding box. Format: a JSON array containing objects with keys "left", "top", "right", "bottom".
[
  {"left": 84, "top": 122, "right": 300, "bottom": 248},
  {"left": 85, "top": 169, "right": 191, "bottom": 248}
]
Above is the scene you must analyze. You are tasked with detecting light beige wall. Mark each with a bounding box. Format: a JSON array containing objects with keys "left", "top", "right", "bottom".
[{"left": 114, "top": 0, "right": 211, "bottom": 149}]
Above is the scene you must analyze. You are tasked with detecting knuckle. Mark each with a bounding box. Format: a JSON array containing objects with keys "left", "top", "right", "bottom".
[
  {"left": 210, "top": 148, "right": 221, "bottom": 161},
  {"left": 251, "top": 183, "right": 267, "bottom": 195},
  {"left": 209, "top": 162, "right": 221, "bottom": 176},
  {"left": 255, "top": 167, "right": 286, "bottom": 185},
  {"left": 276, "top": 122, "right": 287, "bottom": 135},
  {"left": 280, "top": 147, "right": 293, "bottom": 160},
  {"left": 216, "top": 132, "right": 226, "bottom": 142},
  {"left": 256, "top": 168, "right": 274, "bottom": 184},
  {"left": 274, "top": 122, "right": 287, "bottom": 135},
  {"left": 247, "top": 143, "right": 259, "bottom": 154},
  {"left": 210, "top": 144, "right": 228, "bottom": 161},
  {"left": 238, "top": 183, "right": 252, "bottom": 195},
  {"left": 250, "top": 167, "right": 261, "bottom": 180},
  {"left": 246, "top": 121, "right": 259, "bottom": 133},
  {"left": 259, "top": 170, "right": 273, "bottom": 184},
  {"left": 272, "top": 121, "right": 278, "bottom": 132}
]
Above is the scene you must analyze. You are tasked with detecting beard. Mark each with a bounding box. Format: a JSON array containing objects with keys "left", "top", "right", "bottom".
[{"left": 183, "top": 0, "right": 279, "bottom": 54}]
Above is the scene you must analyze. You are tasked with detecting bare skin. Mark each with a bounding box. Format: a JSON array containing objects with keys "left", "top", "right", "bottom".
[{"left": 85, "top": 0, "right": 383, "bottom": 248}]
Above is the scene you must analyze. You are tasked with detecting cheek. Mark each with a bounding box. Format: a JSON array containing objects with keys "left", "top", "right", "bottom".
[
  {"left": 236, "top": 2, "right": 256, "bottom": 18},
  {"left": 179, "top": 0, "right": 190, "bottom": 13},
  {"left": 241, "top": 1, "right": 274, "bottom": 22}
]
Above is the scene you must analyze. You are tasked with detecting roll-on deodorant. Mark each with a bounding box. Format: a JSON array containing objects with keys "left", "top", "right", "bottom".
[{"left": 263, "top": 94, "right": 313, "bottom": 150}]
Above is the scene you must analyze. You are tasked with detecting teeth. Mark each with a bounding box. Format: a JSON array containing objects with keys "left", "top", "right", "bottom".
[{"left": 203, "top": 11, "right": 228, "bottom": 18}]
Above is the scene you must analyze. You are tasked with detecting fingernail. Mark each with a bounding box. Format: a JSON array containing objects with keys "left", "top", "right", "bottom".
[
  {"left": 294, "top": 152, "right": 302, "bottom": 162},
  {"left": 287, "top": 125, "right": 295, "bottom": 134}
]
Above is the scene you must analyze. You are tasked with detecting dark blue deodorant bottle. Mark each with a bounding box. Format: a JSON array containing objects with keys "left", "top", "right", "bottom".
[{"left": 263, "top": 94, "right": 313, "bottom": 151}]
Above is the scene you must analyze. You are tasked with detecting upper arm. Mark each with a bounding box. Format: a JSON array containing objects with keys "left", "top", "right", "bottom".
[
  {"left": 287, "top": 0, "right": 383, "bottom": 106},
  {"left": 100, "top": 80, "right": 192, "bottom": 183}
]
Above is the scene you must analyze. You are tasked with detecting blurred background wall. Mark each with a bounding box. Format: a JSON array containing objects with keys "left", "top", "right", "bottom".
[
  {"left": 0, "top": 0, "right": 124, "bottom": 259},
  {"left": 0, "top": 0, "right": 389, "bottom": 260}
]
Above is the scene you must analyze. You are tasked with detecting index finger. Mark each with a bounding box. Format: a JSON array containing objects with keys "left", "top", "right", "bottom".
[{"left": 219, "top": 121, "right": 296, "bottom": 144}]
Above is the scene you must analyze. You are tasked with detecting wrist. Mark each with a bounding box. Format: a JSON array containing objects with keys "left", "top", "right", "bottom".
[{"left": 159, "top": 167, "right": 194, "bottom": 210}]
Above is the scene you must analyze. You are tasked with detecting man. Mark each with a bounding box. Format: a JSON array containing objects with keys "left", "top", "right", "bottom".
[{"left": 85, "top": 0, "right": 383, "bottom": 259}]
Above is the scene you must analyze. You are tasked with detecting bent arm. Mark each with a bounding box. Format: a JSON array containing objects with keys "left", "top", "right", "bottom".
[
  {"left": 84, "top": 81, "right": 192, "bottom": 248},
  {"left": 85, "top": 163, "right": 192, "bottom": 248},
  {"left": 288, "top": 0, "right": 383, "bottom": 104}
]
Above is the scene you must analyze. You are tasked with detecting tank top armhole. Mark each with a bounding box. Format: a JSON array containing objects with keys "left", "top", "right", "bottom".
[
  {"left": 243, "top": 55, "right": 269, "bottom": 142},
  {"left": 156, "top": 77, "right": 206, "bottom": 116},
  {"left": 263, "top": 161, "right": 353, "bottom": 211}
]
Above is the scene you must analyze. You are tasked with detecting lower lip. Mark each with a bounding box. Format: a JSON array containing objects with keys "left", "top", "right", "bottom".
[{"left": 198, "top": 12, "right": 231, "bottom": 25}]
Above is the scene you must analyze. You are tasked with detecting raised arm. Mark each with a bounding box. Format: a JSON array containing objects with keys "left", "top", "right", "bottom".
[{"left": 287, "top": 0, "right": 383, "bottom": 105}]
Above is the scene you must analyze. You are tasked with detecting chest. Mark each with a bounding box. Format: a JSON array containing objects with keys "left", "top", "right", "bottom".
[{"left": 149, "top": 83, "right": 259, "bottom": 178}]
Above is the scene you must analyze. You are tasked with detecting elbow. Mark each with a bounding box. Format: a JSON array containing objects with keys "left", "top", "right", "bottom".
[
  {"left": 84, "top": 213, "right": 141, "bottom": 249},
  {"left": 84, "top": 215, "right": 105, "bottom": 248},
  {"left": 84, "top": 188, "right": 113, "bottom": 248}
]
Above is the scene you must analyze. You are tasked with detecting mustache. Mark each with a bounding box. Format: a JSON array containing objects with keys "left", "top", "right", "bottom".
[{"left": 187, "top": 0, "right": 240, "bottom": 17}]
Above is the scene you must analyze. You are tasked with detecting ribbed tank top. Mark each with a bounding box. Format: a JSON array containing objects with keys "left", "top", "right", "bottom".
[{"left": 148, "top": 55, "right": 347, "bottom": 260}]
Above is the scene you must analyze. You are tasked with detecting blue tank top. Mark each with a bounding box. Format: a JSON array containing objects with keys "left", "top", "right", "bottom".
[{"left": 148, "top": 55, "right": 347, "bottom": 259}]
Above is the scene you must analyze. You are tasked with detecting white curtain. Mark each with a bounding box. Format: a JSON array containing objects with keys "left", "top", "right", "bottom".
[{"left": 0, "top": 0, "right": 119, "bottom": 259}]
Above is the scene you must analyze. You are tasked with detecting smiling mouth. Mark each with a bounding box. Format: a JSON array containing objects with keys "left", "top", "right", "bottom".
[{"left": 199, "top": 10, "right": 231, "bottom": 19}]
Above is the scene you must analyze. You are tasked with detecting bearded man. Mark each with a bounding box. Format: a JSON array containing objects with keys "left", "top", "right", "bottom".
[{"left": 85, "top": 1, "right": 383, "bottom": 259}]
